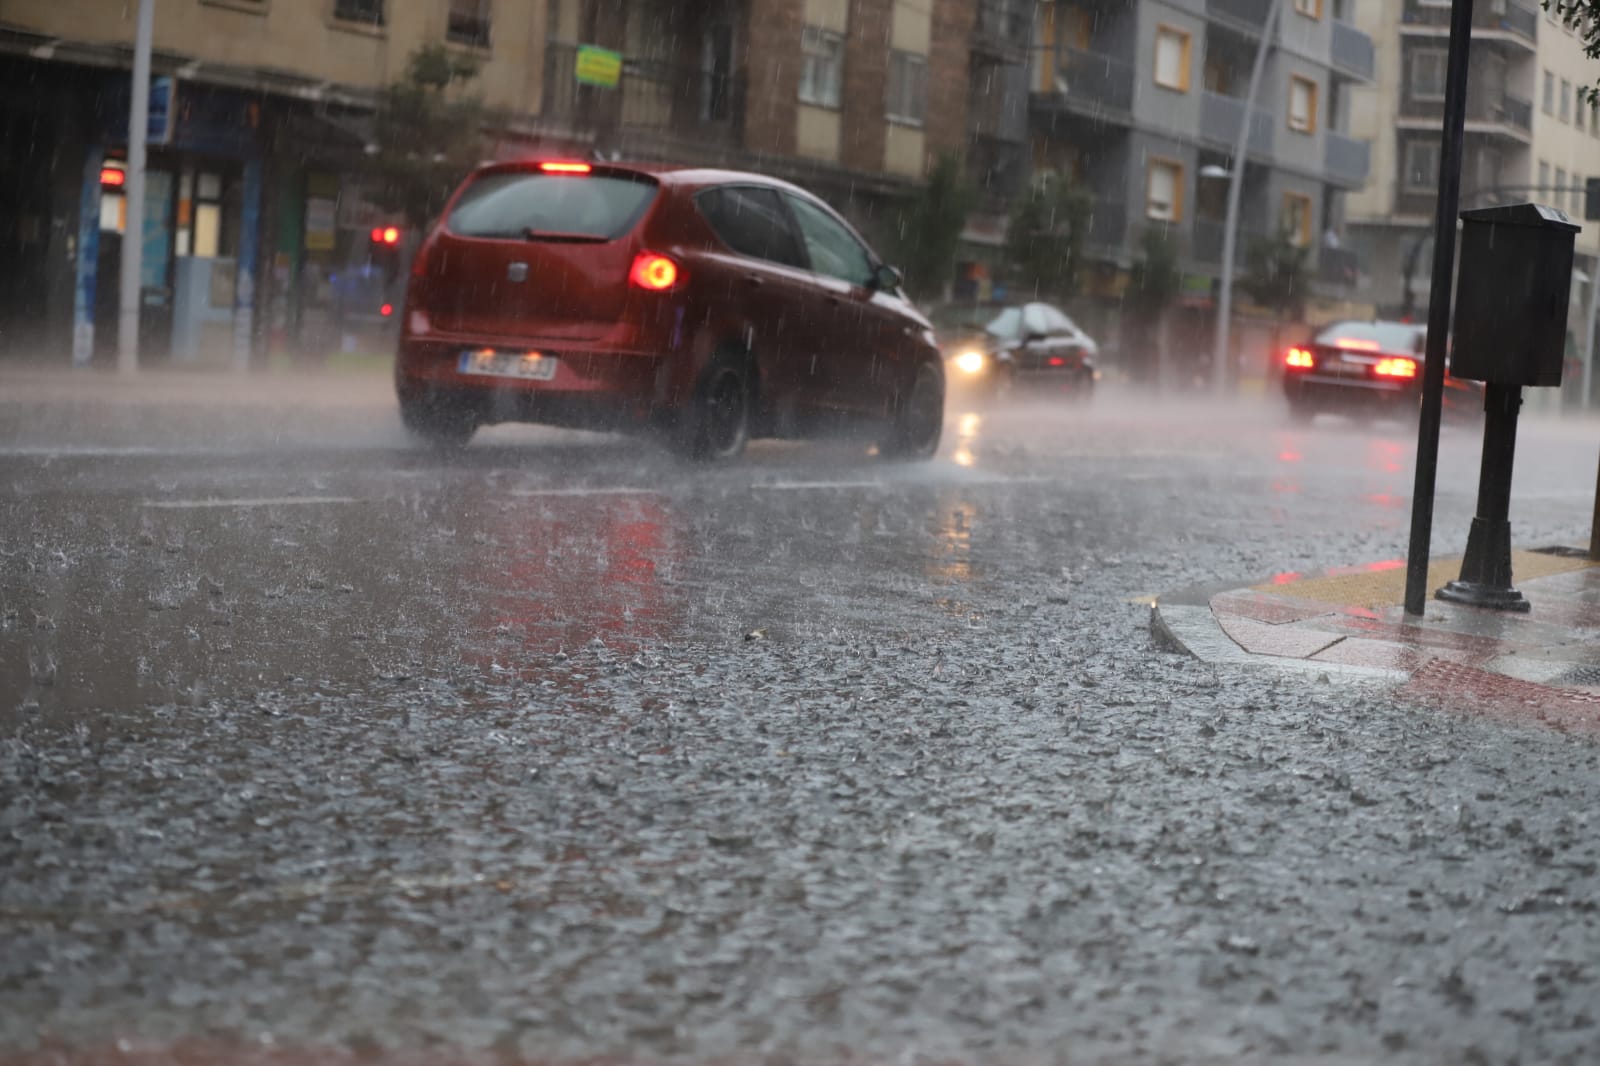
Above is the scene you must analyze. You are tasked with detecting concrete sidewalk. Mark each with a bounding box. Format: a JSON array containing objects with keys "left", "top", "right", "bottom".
[{"left": 1154, "top": 547, "right": 1600, "bottom": 730}]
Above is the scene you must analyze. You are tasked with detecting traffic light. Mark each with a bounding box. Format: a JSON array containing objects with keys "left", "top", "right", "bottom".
[
  {"left": 369, "top": 225, "right": 404, "bottom": 286},
  {"left": 1586, "top": 177, "right": 1600, "bottom": 222}
]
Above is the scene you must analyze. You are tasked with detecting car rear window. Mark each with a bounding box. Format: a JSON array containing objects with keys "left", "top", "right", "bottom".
[
  {"left": 1315, "top": 321, "right": 1422, "bottom": 354},
  {"left": 447, "top": 172, "right": 657, "bottom": 240}
]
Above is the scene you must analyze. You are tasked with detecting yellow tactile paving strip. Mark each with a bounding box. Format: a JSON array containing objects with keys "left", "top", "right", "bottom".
[{"left": 1254, "top": 550, "right": 1598, "bottom": 610}]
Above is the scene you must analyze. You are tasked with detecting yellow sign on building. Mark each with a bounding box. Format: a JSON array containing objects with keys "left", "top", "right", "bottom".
[{"left": 575, "top": 45, "right": 622, "bottom": 89}]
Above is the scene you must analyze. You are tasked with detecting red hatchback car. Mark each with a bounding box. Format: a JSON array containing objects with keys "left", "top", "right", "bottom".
[{"left": 395, "top": 161, "right": 945, "bottom": 460}]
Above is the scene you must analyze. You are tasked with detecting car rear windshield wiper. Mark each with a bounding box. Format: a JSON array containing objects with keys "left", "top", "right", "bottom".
[{"left": 523, "top": 228, "right": 608, "bottom": 243}]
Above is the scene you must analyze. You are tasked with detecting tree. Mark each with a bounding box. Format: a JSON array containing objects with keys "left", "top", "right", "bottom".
[
  {"left": 890, "top": 154, "right": 977, "bottom": 301},
  {"left": 1242, "top": 226, "right": 1310, "bottom": 321},
  {"left": 369, "top": 45, "right": 488, "bottom": 229},
  {"left": 1122, "top": 226, "right": 1184, "bottom": 385},
  {"left": 1005, "top": 172, "right": 1094, "bottom": 302}
]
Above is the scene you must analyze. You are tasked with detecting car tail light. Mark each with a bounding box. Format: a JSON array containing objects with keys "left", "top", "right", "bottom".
[
  {"left": 1374, "top": 357, "right": 1418, "bottom": 379},
  {"left": 1285, "top": 347, "right": 1315, "bottom": 369},
  {"left": 540, "top": 161, "right": 592, "bottom": 175},
  {"left": 629, "top": 252, "right": 681, "bottom": 291},
  {"left": 380, "top": 303, "right": 393, "bottom": 317}
]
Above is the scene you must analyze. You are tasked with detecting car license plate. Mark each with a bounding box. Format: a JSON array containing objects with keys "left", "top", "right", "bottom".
[{"left": 458, "top": 348, "right": 557, "bottom": 381}]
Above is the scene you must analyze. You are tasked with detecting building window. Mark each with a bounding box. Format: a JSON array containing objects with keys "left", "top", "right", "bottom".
[
  {"left": 886, "top": 50, "right": 928, "bottom": 125},
  {"left": 1404, "top": 139, "right": 1440, "bottom": 191},
  {"left": 1562, "top": 78, "right": 1573, "bottom": 122},
  {"left": 446, "top": 0, "right": 491, "bottom": 48},
  {"left": 1557, "top": 167, "right": 1568, "bottom": 205},
  {"left": 1575, "top": 175, "right": 1586, "bottom": 216},
  {"left": 1544, "top": 70, "right": 1555, "bottom": 115},
  {"left": 1282, "top": 192, "right": 1313, "bottom": 247},
  {"left": 332, "top": 0, "right": 383, "bottom": 24},
  {"left": 1293, "top": 0, "right": 1321, "bottom": 18},
  {"left": 1153, "top": 25, "right": 1191, "bottom": 92},
  {"left": 1411, "top": 50, "right": 1447, "bottom": 101},
  {"left": 1288, "top": 76, "right": 1318, "bottom": 133},
  {"left": 1538, "top": 159, "right": 1550, "bottom": 192},
  {"left": 1145, "top": 158, "right": 1183, "bottom": 222},
  {"left": 799, "top": 26, "right": 845, "bottom": 109},
  {"left": 1591, "top": 102, "right": 1599, "bottom": 137}
]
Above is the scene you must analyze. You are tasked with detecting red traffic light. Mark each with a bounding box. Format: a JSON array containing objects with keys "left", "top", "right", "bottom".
[
  {"left": 100, "top": 166, "right": 126, "bottom": 187},
  {"left": 371, "top": 226, "right": 401, "bottom": 245}
]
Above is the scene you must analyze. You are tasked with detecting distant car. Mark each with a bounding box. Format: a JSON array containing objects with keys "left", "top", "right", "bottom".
[
  {"left": 1282, "top": 319, "right": 1481, "bottom": 423},
  {"left": 939, "top": 301, "right": 1097, "bottom": 400},
  {"left": 396, "top": 160, "right": 944, "bottom": 460}
]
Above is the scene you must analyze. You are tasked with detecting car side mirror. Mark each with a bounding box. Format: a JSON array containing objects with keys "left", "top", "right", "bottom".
[{"left": 874, "top": 264, "right": 904, "bottom": 291}]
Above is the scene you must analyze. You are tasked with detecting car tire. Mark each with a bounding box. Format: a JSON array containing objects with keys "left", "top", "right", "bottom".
[
  {"left": 399, "top": 389, "right": 478, "bottom": 449},
  {"left": 880, "top": 359, "right": 944, "bottom": 461},
  {"left": 676, "top": 349, "right": 753, "bottom": 462}
]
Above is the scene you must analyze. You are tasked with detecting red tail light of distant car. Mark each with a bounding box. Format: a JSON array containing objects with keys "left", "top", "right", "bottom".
[
  {"left": 629, "top": 252, "right": 681, "bottom": 291},
  {"left": 1285, "top": 347, "right": 1315, "bottom": 369},
  {"left": 1373, "top": 357, "right": 1418, "bottom": 379}
]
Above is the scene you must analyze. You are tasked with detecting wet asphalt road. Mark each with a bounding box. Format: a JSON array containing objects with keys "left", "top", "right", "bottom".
[{"left": 3, "top": 374, "right": 1600, "bottom": 1064}]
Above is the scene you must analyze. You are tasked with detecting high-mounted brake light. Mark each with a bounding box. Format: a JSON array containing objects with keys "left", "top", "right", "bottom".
[
  {"left": 629, "top": 252, "right": 680, "bottom": 291},
  {"left": 540, "top": 161, "right": 593, "bottom": 175},
  {"left": 1373, "top": 357, "right": 1418, "bottom": 379},
  {"left": 1333, "top": 337, "right": 1382, "bottom": 352},
  {"left": 1285, "top": 347, "right": 1315, "bottom": 369}
]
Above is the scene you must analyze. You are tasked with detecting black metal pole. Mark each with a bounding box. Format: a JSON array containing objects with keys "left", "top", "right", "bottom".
[{"left": 1404, "top": 0, "right": 1475, "bottom": 617}]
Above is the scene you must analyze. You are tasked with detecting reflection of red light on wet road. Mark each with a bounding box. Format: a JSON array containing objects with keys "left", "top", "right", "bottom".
[
  {"left": 1278, "top": 450, "right": 1302, "bottom": 463},
  {"left": 1271, "top": 572, "right": 1303, "bottom": 585}
]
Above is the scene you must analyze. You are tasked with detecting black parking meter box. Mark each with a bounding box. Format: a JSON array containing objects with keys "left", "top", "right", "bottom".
[{"left": 1450, "top": 203, "right": 1580, "bottom": 387}]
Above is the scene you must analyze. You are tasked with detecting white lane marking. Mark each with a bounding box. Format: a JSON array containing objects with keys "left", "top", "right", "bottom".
[
  {"left": 1, "top": 445, "right": 219, "bottom": 457},
  {"left": 509, "top": 487, "right": 663, "bottom": 498},
  {"left": 143, "top": 495, "right": 358, "bottom": 509},
  {"left": 754, "top": 479, "right": 891, "bottom": 491}
]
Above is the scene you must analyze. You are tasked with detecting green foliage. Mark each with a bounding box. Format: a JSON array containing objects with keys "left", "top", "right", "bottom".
[
  {"left": 891, "top": 154, "right": 977, "bottom": 300},
  {"left": 369, "top": 45, "right": 488, "bottom": 229},
  {"left": 1126, "top": 226, "right": 1183, "bottom": 313},
  {"left": 1005, "top": 172, "right": 1094, "bottom": 302},
  {"left": 1545, "top": 4, "right": 1600, "bottom": 104},
  {"left": 1242, "top": 226, "right": 1310, "bottom": 318}
]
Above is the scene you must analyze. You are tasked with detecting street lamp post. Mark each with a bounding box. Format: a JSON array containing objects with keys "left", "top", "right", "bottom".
[
  {"left": 1211, "top": 0, "right": 1283, "bottom": 394},
  {"left": 117, "top": 0, "right": 155, "bottom": 375}
]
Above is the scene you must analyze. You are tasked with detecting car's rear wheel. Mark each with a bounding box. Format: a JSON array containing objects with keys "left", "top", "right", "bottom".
[
  {"left": 399, "top": 389, "right": 478, "bottom": 449},
  {"left": 880, "top": 359, "right": 944, "bottom": 461},
  {"left": 676, "top": 351, "right": 752, "bottom": 461}
]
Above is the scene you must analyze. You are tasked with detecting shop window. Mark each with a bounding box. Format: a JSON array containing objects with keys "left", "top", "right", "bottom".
[
  {"left": 193, "top": 171, "right": 225, "bottom": 259},
  {"left": 1145, "top": 158, "right": 1183, "bottom": 222},
  {"left": 333, "top": 0, "right": 383, "bottom": 25},
  {"left": 1153, "top": 26, "right": 1191, "bottom": 92},
  {"left": 447, "top": 0, "right": 491, "bottom": 49},
  {"left": 886, "top": 50, "right": 928, "bottom": 125},
  {"left": 1288, "top": 76, "right": 1317, "bottom": 133},
  {"left": 799, "top": 26, "right": 844, "bottom": 109}
]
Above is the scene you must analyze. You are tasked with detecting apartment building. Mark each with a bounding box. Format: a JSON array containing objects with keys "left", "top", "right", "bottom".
[
  {"left": 1346, "top": 0, "right": 1600, "bottom": 329},
  {"left": 0, "top": 0, "right": 991, "bottom": 366},
  {"left": 1027, "top": 0, "right": 1375, "bottom": 319}
]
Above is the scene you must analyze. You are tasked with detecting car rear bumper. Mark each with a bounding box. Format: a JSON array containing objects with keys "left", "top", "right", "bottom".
[
  {"left": 1284, "top": 373, "right": 1414, "bottom": 408},
  {"left": 397, "top": 337, "right": 669, "bottom": 427}
]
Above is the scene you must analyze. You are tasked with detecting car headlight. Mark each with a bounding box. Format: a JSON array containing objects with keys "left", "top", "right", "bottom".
[{"left": 953, "top": 350, "right": 987, "bottom": 375}]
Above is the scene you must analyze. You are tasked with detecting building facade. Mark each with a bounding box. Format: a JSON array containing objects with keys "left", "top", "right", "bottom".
[
  {"left": 1027, "top": 0, "right": 1374, "bottom": 324},
  {"left": 0, "top": 0, "right": 984, "bottom": 367},
  {"left": 1346, "top": 0, "right": 1600, "bottom": 336}
]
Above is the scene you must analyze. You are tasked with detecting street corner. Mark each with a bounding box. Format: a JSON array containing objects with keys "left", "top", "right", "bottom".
[{"left": 1152, "top": 547, "right": 1600, "bottom": 730}]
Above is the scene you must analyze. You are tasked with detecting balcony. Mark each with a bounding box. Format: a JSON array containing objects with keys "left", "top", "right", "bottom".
[
  {"left": 967, "top": 132, "right": 1028, "bottom": 209},
  {"left": 1190, "top": 217, "right": 1268, "bottom": 266},
  {"left": 1200, "top": 91, "right": 1274, "bottom": 157},
  {"left": 974, "top": 0, "right": 1031, "bottom": 63},
  {"left": 1401, "top": 0, "right": 1537, "bottom": 48},
  {"left": 1030, "top": 46, "right": 1136, "bottom": 119},
  {"left": 1207, "top": 0, "right": 1272, "bottom": 37},
  {"left": 1325, "top": 131, "right": 1370, "bottom": 187},
  {"left": 1330, "top": 20, "right": 1375, "bottom": 81},
  {"left": 541, "top": 42, "right": 746, "bottom": 153},
  {"left": 1400, "top": 87, "right": 1533, "bottom": 141}
]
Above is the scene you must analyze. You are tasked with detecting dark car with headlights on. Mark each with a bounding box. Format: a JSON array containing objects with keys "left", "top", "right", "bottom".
[
  {"left": 940, "top": 302, "right": 1097, "bottom": 400},
  {"left": 1283, "top": 319, "right": 1480, "bottom": 423},
  {"left": 396, "top": 160, "right": 944, "bottom": 460}
]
